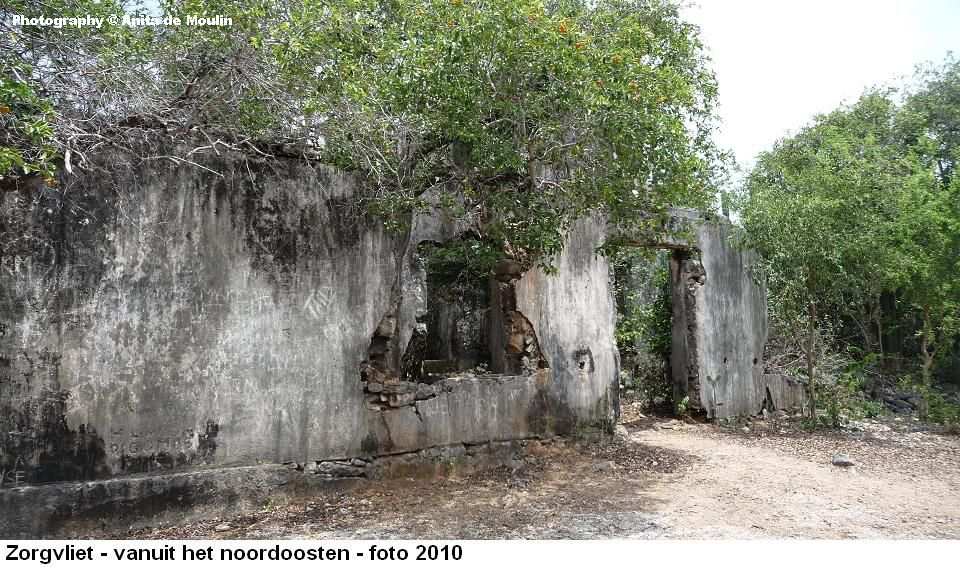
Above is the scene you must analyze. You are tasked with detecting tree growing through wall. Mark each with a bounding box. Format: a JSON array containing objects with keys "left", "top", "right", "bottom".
[
  {"left": 1, "top": 0, "right": 723, "bottom": 270},
  {"left": 302, "top": 0, "right": 723, "bottom": 268}
]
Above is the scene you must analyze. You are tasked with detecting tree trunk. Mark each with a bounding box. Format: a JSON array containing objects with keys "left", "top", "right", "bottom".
[
  {"left": 806, "top": 300, "right": 818, "bottom": 420},
  {"left": 859, "top": 301, "right": 876, "bottom": 356},
  {"left": 920, "top": 307, "right": 935, "bottom": 390},
  {"left": 875, "top": 295, "right": 884, "bottom": 361},
  {"left": 858, "top": 318, "right": 875, "bottom": 357}
]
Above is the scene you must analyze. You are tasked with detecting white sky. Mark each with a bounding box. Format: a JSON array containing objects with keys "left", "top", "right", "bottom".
[{"left": 683, "top": 0, "right": 960, "bottom": 172}]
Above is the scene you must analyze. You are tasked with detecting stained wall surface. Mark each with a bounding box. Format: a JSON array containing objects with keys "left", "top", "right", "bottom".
[
  {"left": 515, "top": 215, "right": 621, "bottom": 427},
  {"left": 667, "top": 216, "right": 803, "bottom": 419},
  {"left": 689, "top": 219, "right": 769, "bottom": 419},
  {"left": 0, "top": 149, "right": 618, "bottom": 488}
]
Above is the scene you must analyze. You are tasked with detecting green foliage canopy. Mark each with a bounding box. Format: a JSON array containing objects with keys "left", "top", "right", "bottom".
[
  {"left": 741, "top": 60, "right": 960, "bottom": 403},
  {"left": 1, "top": 0, "right": 722, "bottom": 268}
]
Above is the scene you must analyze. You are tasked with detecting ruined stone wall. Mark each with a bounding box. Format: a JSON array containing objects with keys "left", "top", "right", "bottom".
[
  {"left": 0, "top": 148, "right": 617, "bottom": 490},
  {"left": 688, "top": 219, "right": 768, "bottom": 419},
  {"left": 514, "top": 215, "right": 621, "bottom": 429},
  {"left": 668, "top": 216, "right": 803, "bottom": 419}
]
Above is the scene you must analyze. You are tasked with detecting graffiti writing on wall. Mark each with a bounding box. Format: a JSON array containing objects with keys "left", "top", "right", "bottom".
[
  {"left": 108, "top": 428, "right": 196, "bottom": 458},
  {"left": 106, "top": 421, "right": 219, "bottom": 474},
  {"left": 0, "top": 457, "right": 27, "bottom": 488}
]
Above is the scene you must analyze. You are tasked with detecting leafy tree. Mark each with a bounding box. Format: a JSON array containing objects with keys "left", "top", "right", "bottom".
[
  {"left": 741, "top": 92, "right": 911, "bottom": 418},
  {"left": 743, "top": 61, "right": 960, "bottom": 420},
  {"left": 885, "top": 166, "right": 959, "bottom": 389},
  {"left": 2, "top": 0, "right": 722, "bottom": 270},
  {"left": 0, "top": 62, "right": 57, "bottom": 182},
  {"left": 903, "top": 54, "right": 960, "bottom": 189},
  {"left": 891, "top": 62, "right": 960, "bottom": 389},
  {"left": 893, "top": 59, "right": 960, "bottom": 392},
  {"left": 303, "top": 0, "right": 721, "bottom": 267}
]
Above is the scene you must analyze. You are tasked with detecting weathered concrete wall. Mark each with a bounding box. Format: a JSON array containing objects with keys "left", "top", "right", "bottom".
[
  {"left": 1, "top": 152, "right": 401, "bottom": 484},
  {"left": 0, "top": 438, "right": 542, "bottom": 538},
  {"left": 0, "top": 147, "right": 617, "bottom": 495},
  {"left": 515, "top": 214, "right": 621, "bottom": 428},
  {"left": 668, "top": 215, "right": 803, "bottom": 419},
  {"left": 688, "top": 219, "right": 768, "bottom": 419},
  {"left": 0, "top": 463, "right": 294, "bottom": 538}
]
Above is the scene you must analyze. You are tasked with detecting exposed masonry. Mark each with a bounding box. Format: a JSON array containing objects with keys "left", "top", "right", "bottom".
[
  {"left": 671, "top": 253, "right": 707, "bottom": 412},
  {"left": 505, "top": 310, "right": 546, "bottom": 372},
  {"left": 364, "top": 380, "right": 453, "bottom": 411},
  {"left": 292, "top": 438, "right": 541, "bottom": 480},
  {"left": 359, "top": 303, "right": 445, "bottom": 411},
  {"left": 360, "top": 256, "right": 550, "bottom": 414},
  {"left": 491, "top": 260, "right": 549, "bottom": 375}
]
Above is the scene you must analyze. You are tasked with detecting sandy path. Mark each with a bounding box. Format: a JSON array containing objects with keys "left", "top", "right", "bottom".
[{"left": 632, "top": 425, "right": 960, "bottom": 538}]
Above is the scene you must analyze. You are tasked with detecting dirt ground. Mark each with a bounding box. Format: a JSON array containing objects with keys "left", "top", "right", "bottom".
[{"left": 123, "top": 402, "right": 960, "bottom": 539}]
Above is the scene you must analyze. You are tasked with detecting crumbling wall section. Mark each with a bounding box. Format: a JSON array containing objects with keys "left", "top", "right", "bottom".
[
  {"left": 0, "top": 147, "right": 617, "bottom": 493},
  {"left": 666, "top": 216, "right": 800, "bottom": 419},
  {"left": 670, "top": 252, "right": 706, "bottom": 412},
  {"left": 512, "top": 214, "right": 620, "bottom": 431}
]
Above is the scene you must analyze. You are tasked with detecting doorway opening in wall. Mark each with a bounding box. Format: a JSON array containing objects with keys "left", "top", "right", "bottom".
[{"left": 612, "top": 248, "right": 677, "bottom": 417}]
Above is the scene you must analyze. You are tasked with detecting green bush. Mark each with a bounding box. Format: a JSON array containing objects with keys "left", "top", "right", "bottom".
[
  {"left": 816, "top": 363, "right": 888, "bottom": 427},
  {"left": 903, "top": 375, "right": 960, "bottom": 425},
  {"left": 420, "top": 237, "right": 503, "bottom": 296}
]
